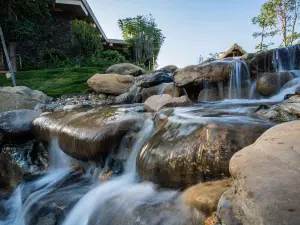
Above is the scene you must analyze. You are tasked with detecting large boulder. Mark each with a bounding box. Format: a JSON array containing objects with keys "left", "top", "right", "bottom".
[
  {"left": 137, "top": 113, "right": 272, "bottom": 189},
  {"left": 141, "top": 83, "right": 182, "bottom": 102},
  {"left": 256, "top": 72, "right": 293, "bottom": 96},
  {"left": 174, "top": 62, "right": 233, "bottom": 87},
  {"left": 135, "top": 70, "right": 173, "bottom": 88},
  {"left": 144, "top": 94, "right": 192, "bottom": 112},
  {"left": 0, "top": 86, "right": 51, "bottom": 112},
  {"left": 87, "top": 74, "right": 134, "bottom": 95},
  {"left": 0, "top": 109, "right": 41, "bottom": 144},
  {"left": 217, "top": 121, "right": 300, "bottom": 225},
  {"left": 32, "top": 107, "right": 145, "bottom": 162},
  {"left": 182, "top": 179, "right": 232, "bottom": 217},
  {"left": 106, "top": 63, "right": 145, "bottom": 76}
]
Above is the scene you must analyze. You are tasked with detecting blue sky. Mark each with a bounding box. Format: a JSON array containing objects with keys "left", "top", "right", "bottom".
[{"left": 88, "top": 0, "right": 272, "bottom": 68}]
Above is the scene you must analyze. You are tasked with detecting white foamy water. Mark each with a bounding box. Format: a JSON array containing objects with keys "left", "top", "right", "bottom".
[{"left": 0, "top": 139, "right": 72, "bottom": 225}]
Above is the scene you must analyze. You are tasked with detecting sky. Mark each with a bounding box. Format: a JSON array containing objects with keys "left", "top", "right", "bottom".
[{"left": 87, "top": 0, "right": 271, "bottom": 68}]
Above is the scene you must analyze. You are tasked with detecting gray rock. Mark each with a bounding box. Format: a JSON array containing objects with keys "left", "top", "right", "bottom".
[
  {"left": 0, "top": 86, "right": 51, "bottom": 112},
  {"left": 218, "top": 121, "right": 300, "bottom": 225},
  {"left": 115, "top": 92, "right": 135, "bottom": 104},
  {"left": 135, "top": 70, "right": 173, "bottom": 88},
  {"left": 0, "top": 109, "right": 41, "bottom": 143},
  {"left": 106, "top": 63, "right": 146, "bottom": 76}
]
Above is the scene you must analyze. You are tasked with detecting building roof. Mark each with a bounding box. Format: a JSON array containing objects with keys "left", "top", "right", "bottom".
[
  {"left": 55, "top": 0, "right": 125, "bottom": 45},
  {"left": 219, "top": 43, "right": 247, "bottom": 59}
]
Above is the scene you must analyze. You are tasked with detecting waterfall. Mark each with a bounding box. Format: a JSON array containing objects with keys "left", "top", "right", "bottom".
[
  {"left": 0, "top": 139, "right": 72, "bottom": 225},
  {"left": 203, "top": 80, "right": 209, "bottom": 101},
  {"left": 62, "top": 118, "right": 154, "bottom": 225},
  {"left": 157, "top": 82, "right": 174, "bottom": 95},
  {"left": 227, "top": 58, "right": 251, "bottom": 99},
  {"left": 273, "top": 45, "right": 300, "bottom": 72}
]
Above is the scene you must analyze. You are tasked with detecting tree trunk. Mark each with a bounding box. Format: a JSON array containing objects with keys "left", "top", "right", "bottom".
[
  {"left": 261, "top": 26, "right": 265, "bottom": 51},
  {"left": 290, "top": 1, "right": 298, "bottom": 45}
]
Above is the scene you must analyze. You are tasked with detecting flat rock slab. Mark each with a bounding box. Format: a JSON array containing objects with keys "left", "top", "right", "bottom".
[{"left": 218, "top": 121, "right": 300, "bottom": 225}]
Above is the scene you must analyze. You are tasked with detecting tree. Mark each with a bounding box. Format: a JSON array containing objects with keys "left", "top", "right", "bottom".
[
  {"left": 254, "top": 0, "right": 300, "bottom": 48},
  {"left": 118, "top": 15, "right": 165, "bottom": 70},
  {"left": 252, "top": 7, "right": 277, "bottom": 51}
]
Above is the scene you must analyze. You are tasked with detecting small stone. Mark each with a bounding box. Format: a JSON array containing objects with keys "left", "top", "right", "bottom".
[
  {"left": 264, "top": 110, "right": 279, "bottom": 119},
  {"left": 99, "top": 171, "right": 113, "bottom": 182}
]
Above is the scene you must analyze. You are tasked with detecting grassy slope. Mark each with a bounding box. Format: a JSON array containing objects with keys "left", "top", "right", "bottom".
[{"left": 0, "top": 67, "right": 104, "bottom": 97}]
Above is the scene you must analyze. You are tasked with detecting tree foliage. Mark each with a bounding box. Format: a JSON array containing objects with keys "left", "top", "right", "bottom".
[
  {"left": 252, "top": 6, "right": 277, "bottom": 51},
  {"left": 71, "top": 20, "right": 103, "bottom": 61},
  {"left": 0, "top": 0, "right": 52, "bottom": 41},
  {"left": 253, "top": 0, "right": 300, "bottom": 49},
  {"left": 118, "top": 15, "right": 165, "bottom": 70}
]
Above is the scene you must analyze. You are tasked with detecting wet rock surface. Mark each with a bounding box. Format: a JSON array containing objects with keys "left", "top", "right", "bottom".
[
  {"left": 256, "top": 72, "right": 293, "bottom": 96},
  {"left": 0, "top": 109, "right": 41, "bottom": 144},
  {"left": 137, "top": 103, "right": 273, "bottom": 189},
  {"left": 217, "top": 121, "right": 300, "bottom": 225},
  {"left": 0, "top": 153, "right": 23, "bottom": 192},
  {"left": 182, "top": 179, "right": 232, "bottom": 217},
  {"left": 32, "top": 106, "right": 146, "bottom": 162}
]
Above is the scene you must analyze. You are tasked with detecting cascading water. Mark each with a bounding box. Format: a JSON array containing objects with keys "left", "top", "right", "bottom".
[
  {"left": 200, "top": 45, "right": 300, "bottom": 102},
  {"left": 201, "top": 58, "right": 252, "bottom": 100},
  {"left": 1, "top": 118, "right": 198, "bottom": 225},
  {"left": 273, "top": 45, "right": 300, "bottom": 72}
]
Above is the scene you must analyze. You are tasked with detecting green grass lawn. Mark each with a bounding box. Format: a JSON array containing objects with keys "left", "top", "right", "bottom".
[{"left": 0, "top": 67, "right": 104, "bottom": 97}]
